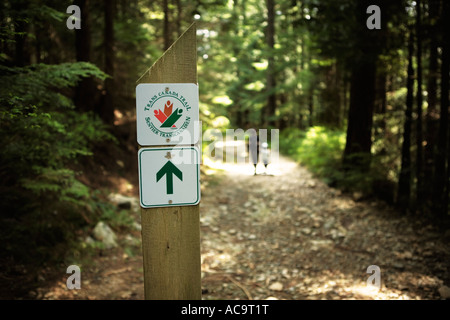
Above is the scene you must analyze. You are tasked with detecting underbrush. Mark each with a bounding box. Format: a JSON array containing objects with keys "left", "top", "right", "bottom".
[
  {"left": 0, "top": 62, "right": 139, "bottom": 298},
  {"left": 280, "top": 126, "right": 396, "bottom": 203}
]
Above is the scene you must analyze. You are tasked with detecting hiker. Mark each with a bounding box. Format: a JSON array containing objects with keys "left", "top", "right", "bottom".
[
  {"left": 249, "top": 130, "right": 259, "bottom": 175},
  {"left": 260, "top": 142, "right": 270, "bottom": 174}
]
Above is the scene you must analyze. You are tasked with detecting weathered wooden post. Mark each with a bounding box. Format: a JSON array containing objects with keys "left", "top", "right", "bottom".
[{"left": 136, "top": 23, "right": 201, "bottom": 300}]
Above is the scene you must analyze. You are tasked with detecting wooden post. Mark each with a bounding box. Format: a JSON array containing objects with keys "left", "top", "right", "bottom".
[{"left": 136, "top": 23, "right": 201, "bottom": 300}]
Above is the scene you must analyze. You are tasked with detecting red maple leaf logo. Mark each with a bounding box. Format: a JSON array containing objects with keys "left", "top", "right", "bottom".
[{"left": 154, "top": 100, "right": 177, "bottom": 128}]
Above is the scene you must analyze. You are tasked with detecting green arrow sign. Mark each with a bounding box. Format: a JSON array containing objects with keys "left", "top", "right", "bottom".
[{"left": 156, "top": 160, "right": 183, "bottom": 194}]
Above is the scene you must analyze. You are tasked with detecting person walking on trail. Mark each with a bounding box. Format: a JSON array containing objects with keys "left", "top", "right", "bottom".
[
  {"left": 260, "top": 142, "right": 270, "bottom": 174},
  {"left": 249, "top": 130, "right": 259, "bottom": 175}
]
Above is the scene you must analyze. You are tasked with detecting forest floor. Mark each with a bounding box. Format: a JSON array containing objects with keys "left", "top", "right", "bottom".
[{"left": 32, "top": 143, "right": 450, "bottom": 300}]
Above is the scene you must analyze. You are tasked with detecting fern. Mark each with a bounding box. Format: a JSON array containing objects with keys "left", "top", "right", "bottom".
[
  {"left": 0, "top": 62, "right": 108, "bottom": 109},
  {"left": 0, "top": 62, "right": 113, "bottom": 218}
]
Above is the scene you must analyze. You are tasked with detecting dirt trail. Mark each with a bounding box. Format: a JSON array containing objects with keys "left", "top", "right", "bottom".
[{"left": 38, "top": 154, "right": 449, "bottom": 300}]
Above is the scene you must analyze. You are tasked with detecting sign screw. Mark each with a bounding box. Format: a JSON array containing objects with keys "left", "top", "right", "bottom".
[{"left": 168, "top": 200, "right": 173, "bottom": 204}]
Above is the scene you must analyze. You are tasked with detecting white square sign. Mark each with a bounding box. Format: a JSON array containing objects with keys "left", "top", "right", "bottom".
[
  {"left": 136, "top": 83, "right": 200, "bottom": 146},
  {"left": 138, "top": 146, "right": 201, "bottom": 208}
]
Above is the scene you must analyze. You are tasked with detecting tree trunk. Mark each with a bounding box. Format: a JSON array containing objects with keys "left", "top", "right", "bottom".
[
  {"left": 265, "top": 0, "right": 277, "bottom": 128},
  {"left": 433, "top": 0, "right": 449, "bottom": 216},
  {"left": 279, "top": 92, "right": 288, "bottom": 130},
  {"left": 424, "top": 0, "right": 440, "bottom": 207},
  {"left": 318, "top": 63, "right": 341, "bottom": 128},
  {"left": 291, "top": 0, "right": 302, "bottom": 128},
  {"left": 163, "top": 0, "right": 172, "bottom": 51},
  {"left": 74, "top": 0, "right": 90, "bottom": 63},
  {"left": 13, "top": 1, "right": 28, "bottom": 67},
  {"left": 375, "top": 68, "right": 387, "bottom": 136},
  {"left": 299, "top": 0, "right": 304, "bottom": 71},
  {"left": 308, "top": 88, "right": 314, "bottom": 128},
  {"left": 342, "top": 59, "right": 376, "bottom": 171},
  {"left": 397, "top": 30, "right": 415, "bottom": 210},
  {"left": 231, "top": 0, "right": 245, "bottom": 129},
  {"left": 175, "top": 0, "right": 182, "bottom": 37},
  {"left": 415, "top": 0, "right": 424, "bottom": 211},
  {"left": 74, "top": 0, "right": 96, "bottom": 113},
  {"left": 100, "top": 0, "right": 115, "bottom": 126},
  {"left": 343, "top": 74, "right": 349, "bottom": 127},
  {"left": 342, "top": 0, "right": 384, "bottom": 171}
]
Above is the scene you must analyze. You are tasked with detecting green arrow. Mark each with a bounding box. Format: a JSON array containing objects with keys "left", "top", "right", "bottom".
[{"left": 156, "top": 160, "right": 183, "bottom": 194}]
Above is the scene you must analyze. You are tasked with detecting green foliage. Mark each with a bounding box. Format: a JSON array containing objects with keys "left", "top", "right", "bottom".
[
  {"left": 97, "top": 201, "right": 135, "bottom": 231},
  {"left": 1, "top": 73, "right": 113, "bottom": 210},
  {"left": 280, "top": 126, "right": 396, "bottom": 198},
  {"left": 0, "top": 63, "right": 108, "bottom": 107},
  {"left": 280, "top": 126, "right": 398, "bottom": 200},
  {"left": 280, "top": 126, "right": 345, "bottom": 183},
  {"left": 0, "top": 61, "right": 115, "bottom": 266}
]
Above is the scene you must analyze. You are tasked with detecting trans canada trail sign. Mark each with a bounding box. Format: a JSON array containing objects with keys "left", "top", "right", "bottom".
[
  {"left": 136, "top": 83, "right": 200, "bottom": 146},
  {"left": 138, "top": 146, "right": 201, "bottom": 208}
]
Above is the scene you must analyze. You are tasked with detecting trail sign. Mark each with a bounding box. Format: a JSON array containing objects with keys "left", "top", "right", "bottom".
[
  {"left": 136, "top": 83, "right": 200, "bottom": 146},
  {"left": 138, "top": 146, "right": 200, "bottom": 208},
  {"left": 156, "top": 160, "right": 183, "bottom": 194},
  {"left": 137, "top": 22, "right": 201, "bottom": 300}
]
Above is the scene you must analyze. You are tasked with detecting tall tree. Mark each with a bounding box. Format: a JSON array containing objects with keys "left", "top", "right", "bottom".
[
  {"left": 342, "top": 0, "right": 381, "bottom": 170},
  {"left": 398, "top": 29, "right": 415, "bottom": 210},
  {"left": 317, "top": 62, "right": 341, "bottom": 128},
  {"left": 415, "top": 0, "right": 424, "bottom": 210},
  {"left": 12, "top": 0, "right": 28, "bottom": 67},
  {"left": 74, "top": 0, "right": 96, "bottom": 113},
  {"left": 424, "top": 0, "right": 440, "bottom": 204},
  {"left": 433, "top": 0, "right": 449, "bottom": 215},
  {"left": 342, "top": 0, "right": 403, "bottom": 171},
  {"left": 175, "top": 0, "right": 182, "bottom": 38},
  {"left": 100, "top": 0, "right": 115, "bottom": 125},
  {"left": 163, "top": 0, "right": 172, "bottom": 50},
  {"left": 265, "top": 0, "right": 277, "bottom": 128},
  {"left": 343, "top": 56, "right": 376, "bottom": 170},
  {"left": 230, "top": 0, "right": 246, "bottom": 129}
]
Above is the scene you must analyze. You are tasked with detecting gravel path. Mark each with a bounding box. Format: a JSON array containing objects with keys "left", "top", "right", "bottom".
[
  {"left": 200, "top": 155, "right": 449, "bottom": 300},
  {"left": 38, "top": 154, "right": 450, "bottom": 300}
]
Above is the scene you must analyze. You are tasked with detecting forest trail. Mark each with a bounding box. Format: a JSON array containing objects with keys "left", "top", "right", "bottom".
[{"left": 37, "top": 152, "right": 449, "bottom": 300}]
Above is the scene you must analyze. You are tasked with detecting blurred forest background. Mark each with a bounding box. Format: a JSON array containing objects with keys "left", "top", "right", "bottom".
[{"left": 0, "top": 0, "right": 449, "bottom": 298}]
